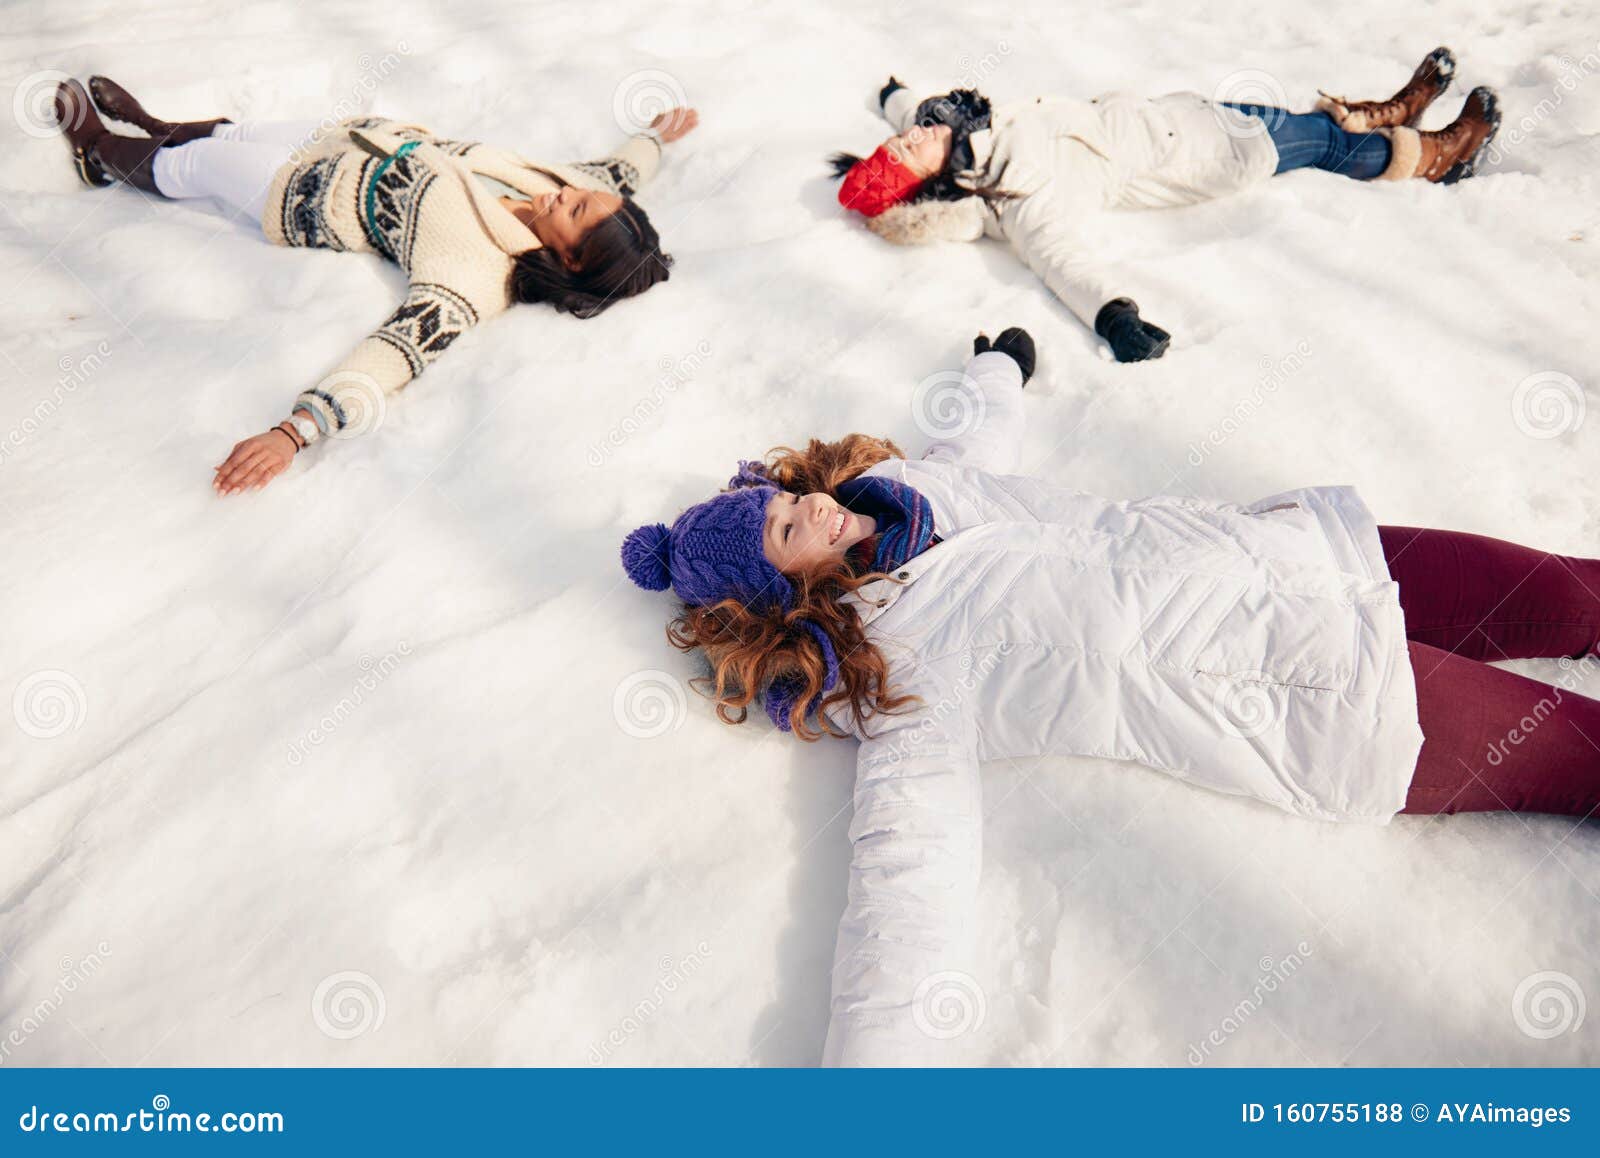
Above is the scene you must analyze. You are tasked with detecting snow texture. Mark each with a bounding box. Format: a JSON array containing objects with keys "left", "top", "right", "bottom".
[{"left": 2, "top": 0, "right": 1598, "bottom": 1066}]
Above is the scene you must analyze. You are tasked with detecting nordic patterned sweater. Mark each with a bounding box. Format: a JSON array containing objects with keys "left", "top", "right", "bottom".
[{"left": 259, "top": 115, "right": 663, "bottom": 438}]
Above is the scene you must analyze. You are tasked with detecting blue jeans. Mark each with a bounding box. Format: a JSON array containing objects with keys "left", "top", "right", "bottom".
[{"left": 1222, "top": 103, "right": 1392, "bottom": 180}]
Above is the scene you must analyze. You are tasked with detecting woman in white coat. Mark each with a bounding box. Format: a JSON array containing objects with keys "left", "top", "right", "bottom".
[
  {"left": 621, "top": 328, "right": 1600, "bottom": 1066},
  {"left": 830, "top": 49, "right": 1499, "bottom": 362}
]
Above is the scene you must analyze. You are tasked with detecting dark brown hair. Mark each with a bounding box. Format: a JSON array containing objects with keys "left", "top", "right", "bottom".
[{"left": 511, "top": 198, "right": 671, "bottom": 318}]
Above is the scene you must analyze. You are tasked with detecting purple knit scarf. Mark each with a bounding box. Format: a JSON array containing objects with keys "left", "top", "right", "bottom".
[
  {"left": 837, "top": 474, "right": 936, "bottom": 574},
  {"left": 762, "top": 474, "right": 935, "bottom": 731}
]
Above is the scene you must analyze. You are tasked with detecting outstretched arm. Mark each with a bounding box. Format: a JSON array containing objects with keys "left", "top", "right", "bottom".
[
  {"left": 877, "top": 77, "right": 924, "bottom": 133},
  {"left": 214, "top": 281, "right": 480, "bottom": 495},
  {"left": 822, "top": 693, "right": 985, "bottom": 1066},
  {"left": 1006, "top": 193, "right": 1170, "bottom": 362},
  {"left": 569, "top": 108, "right": 698, "bottom": 196},
  {"left": 920, "top": 333, "right": 1032, "bottom": 476}
]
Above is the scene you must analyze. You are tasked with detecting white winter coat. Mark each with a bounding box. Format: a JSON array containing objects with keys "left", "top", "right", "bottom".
[
  {"left": 819, "top": 350, "right": 1422, "bottom": 1066},
  {"left": 877, "top": 87, "right": 1280, "bottom": 329}
]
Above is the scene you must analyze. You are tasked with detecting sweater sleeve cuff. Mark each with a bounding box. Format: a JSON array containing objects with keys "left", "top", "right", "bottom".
[{"left": 294, "top": 390, "right": 339, "bottom": 437}]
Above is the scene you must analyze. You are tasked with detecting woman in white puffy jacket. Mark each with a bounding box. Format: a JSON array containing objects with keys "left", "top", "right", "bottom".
[
  {"left": 830, "top": 49, "right": 1499, "bottom": 361},
  {"left": 621, "top": 328, "right": 1600, "bottom": 1066}
]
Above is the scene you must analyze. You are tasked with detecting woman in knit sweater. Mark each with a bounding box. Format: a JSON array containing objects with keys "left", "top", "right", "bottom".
[
  {"left": 830, "top": 49, "right": 1499, "bottom": 362},
  {"left": 52, "top": 76, "right": 697, "bottom": 495}
]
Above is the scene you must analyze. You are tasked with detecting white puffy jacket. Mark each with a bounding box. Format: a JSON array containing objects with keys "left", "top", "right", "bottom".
[
  {"left": 878, "top": 86, "right": 1280, "bottom": 329},
  {"left": 819, "top": 350, "right": 1422, "bottom": 1066}
]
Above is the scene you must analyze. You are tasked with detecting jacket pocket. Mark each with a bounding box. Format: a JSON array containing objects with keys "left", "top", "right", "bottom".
[{"left": 1188, "top": 584, "right": 1358, "bottom": 691}]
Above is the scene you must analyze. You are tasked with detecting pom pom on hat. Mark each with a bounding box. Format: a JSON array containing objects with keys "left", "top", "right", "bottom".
[
  {"left": 838, "top": 145, "right": 928, "bottom": 218},
  {"left": 727, "top": 459, "right": 771, "bottom": 489},
  {"left": 620, "top": 485, "right": 791, "bottom": 610},
  {"left": 621, "top": 523, "right": 673, "bottom": 591}
]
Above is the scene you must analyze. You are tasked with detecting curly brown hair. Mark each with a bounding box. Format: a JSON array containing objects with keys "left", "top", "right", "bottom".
[{"left": 664, "top": 433, "right": 920, "bottom": 740}]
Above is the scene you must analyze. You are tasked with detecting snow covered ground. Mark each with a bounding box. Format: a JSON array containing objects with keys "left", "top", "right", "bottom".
[{"left": 3, "top": 0, "right": 1598, "bottom": 1066}]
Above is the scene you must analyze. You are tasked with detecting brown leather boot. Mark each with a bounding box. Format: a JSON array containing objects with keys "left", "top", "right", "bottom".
[
  {"left": 1316, "top": 47, "right": 1455, "bottom": 132},
  {"left": 53, "top": 79, "right": 113, "bottom": 187},
  {"left": 89, "top": 131, "right": 170, "bottom": 196},
  {"left": 1376, "top": 86, "right": 1501, "bottom": 184},
  {"left": 88, "top": 75, "right": 231, "bottom": 146},
  {"left": 54, "top": 79, "right": 169, "bottom": 196}
]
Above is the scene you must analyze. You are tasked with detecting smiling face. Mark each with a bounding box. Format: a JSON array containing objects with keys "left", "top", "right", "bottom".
[
  {"left": 884, "top": 122, "right": 953, "bottom": 179},
  {"left": 762, "top": 491, "right": 877, "bottom": 575},
  {"left": 521, "top": 185, "right": 624, "bottom": 267}
]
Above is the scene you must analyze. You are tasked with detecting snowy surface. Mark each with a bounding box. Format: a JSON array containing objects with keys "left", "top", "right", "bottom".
[{"left": 3, "top": 0, "right": 1599, "bottom": 1066}]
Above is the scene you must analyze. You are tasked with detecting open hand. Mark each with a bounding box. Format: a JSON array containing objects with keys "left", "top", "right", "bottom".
[
  {"left": 214, "top": 429, "right": 295, "bottom": 496},
  {"left": 650, "top": 108, "right": 699, "bottom": 143}
]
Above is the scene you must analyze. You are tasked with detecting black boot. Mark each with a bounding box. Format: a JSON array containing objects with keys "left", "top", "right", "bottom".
[{"left": 89, "top": 75, "right": 230, "bottom": 146}]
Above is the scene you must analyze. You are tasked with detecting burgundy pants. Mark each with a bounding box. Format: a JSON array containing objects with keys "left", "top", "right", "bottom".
[{"left": 1379, "top": 526, "right": 1600, "bottom": 818}]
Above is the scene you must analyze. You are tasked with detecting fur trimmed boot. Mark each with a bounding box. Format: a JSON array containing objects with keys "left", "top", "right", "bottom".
[
  {"left": 1316, "top": 47, "right": 1456, "bottom": 132},
  {"left": 88, "top": 75, "right": 231, "bottom": 147},
  {"left": 53, "top": 79, "right": 169, "bottom": 195},
  {"left": 1375, "top": 86, "right": 1501, "bottom": 184}
]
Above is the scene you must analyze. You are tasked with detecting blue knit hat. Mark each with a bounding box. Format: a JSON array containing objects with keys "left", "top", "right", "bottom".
[
  {"left": 621, "top": 479, "right": 794, "bottom": 611},
  {"left": 621, "top": 463, "right": 841, "bottom": 732}
]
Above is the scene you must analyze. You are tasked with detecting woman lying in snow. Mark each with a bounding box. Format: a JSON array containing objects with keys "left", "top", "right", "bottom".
[
  {"left": 830, "top": 49, "right": 1499, "bottom": 363},
  {"left": 621, "top": 329, "right": 1599, "bottom": 1065},
  {"left": 51, "top": 77, "right": 697, "bottom": 495}
]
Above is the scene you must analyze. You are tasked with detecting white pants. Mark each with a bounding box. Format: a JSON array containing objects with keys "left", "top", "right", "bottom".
[{"left": 151, "top": 120, "right": 321, "bottom": 225}]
